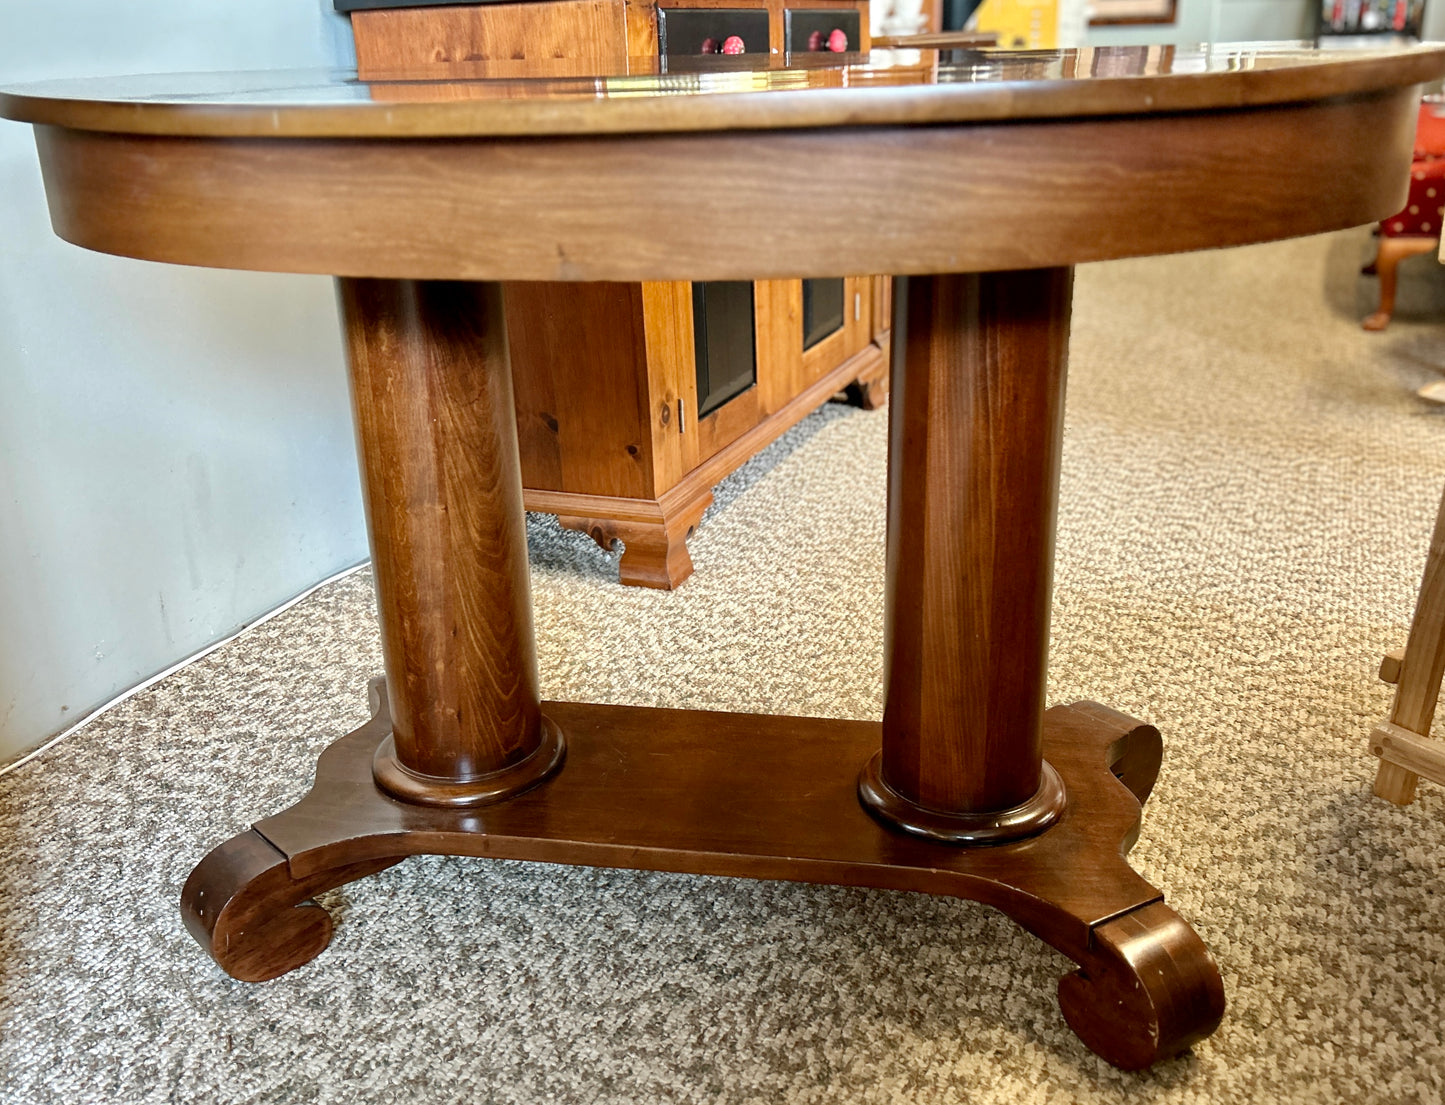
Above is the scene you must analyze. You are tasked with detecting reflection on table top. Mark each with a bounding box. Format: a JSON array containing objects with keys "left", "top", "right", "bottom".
[{"left": 2, "top": 43, "right": 1444, "bottom": 138}]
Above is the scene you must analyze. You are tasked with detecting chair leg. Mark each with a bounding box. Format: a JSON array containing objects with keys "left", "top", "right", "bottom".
[
  {"left": 1374, "top": 759, "right": 1420, "bottom": 805},
  {"left": 1363, "top": 237, "right": 1440, "bottom": 331},
  {"left": 1371, "top": 483, "right": 1445, "bottom": 801}
]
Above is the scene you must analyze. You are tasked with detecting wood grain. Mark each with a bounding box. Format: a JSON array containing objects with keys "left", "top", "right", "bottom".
[
  {"left": 694, "top": 381, "right": 761, "bottom": 460},
  {"left": 506, "top": 281, "right": 656, "bottom": 499},
  {"left": 185, "top": 686, "right": 1220, "bottom": 1066},
  {"left": 876, "top": 269, "right": 1071, "bottom": 818},
  {"left": 558, "top": 485, "right": 713, "bottom": 587},
  {"left": 500, "top": 271, "right": 885, "bottom": 587},
  {"left": 1386, "top": 482, "right": 1445, "bottom": 736},
  {"left": 339, "top": 278, "right": 561, "bottom": 800},
  {"left": 634, "top": 280, "right": 696, "bottom": 491},
  {"left": 181, "top": 828, "right": 401, "bottom": 983},
  {"left": 1371, "top": 482, "right": 1445, "bottom": 802},
  {"left": 1058, "top": 900, "right": 1226, "bottom": 1070},
  {"left": 22, "top": 45, "right": 1430, "bottom": 1068},
  {"left": 256, "top": 692, "right": 1159, "bottom": 961},
  {"left": 31, "top": 91, "right": 1422, "bottom": 282},
  {"left": 1374, "top": 759, "right": 1420, "bottom": 804},
  {"left": 660, "top": 341, "right": 885, "bottom": 500},
  {"left": 526, "top": 335, "right": 882, "bottom": 586},
  {"left": 1370, "top": 721, "right": 1445, "bottom": 788},
  {"left": 754, "top": 278, "right": 806, "bottom": 412},
  {"left": 352, "top": 0, "right": 638, "bottom": 75}
]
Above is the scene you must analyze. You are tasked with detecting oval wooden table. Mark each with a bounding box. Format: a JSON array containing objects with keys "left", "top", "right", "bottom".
[{"left": 6, "top": 44, "right": 1443, "bottom": 1070}]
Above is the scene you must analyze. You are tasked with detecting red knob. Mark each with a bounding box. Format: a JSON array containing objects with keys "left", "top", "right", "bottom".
[
  {"left": 700, "top": 36, "right": 720, "bottom": 53},
  {"left": 827, "top": 28, "right": 848, "bottom": 51},
  {"left": 722, "top": 34, "right": 745, "bottom": 54},
  {"left": 807, "top": 29, "right": 824, "bottom": 50}
]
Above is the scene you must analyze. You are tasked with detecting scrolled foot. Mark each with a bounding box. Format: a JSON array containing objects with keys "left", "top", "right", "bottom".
[
  {"left": 1068, "top": 701, "right": 1162, "bottom": 804},
  {"left": 1362, "top": 310, "right": 1391, "bottom": 331},
  {"left": 1057, "top": 901, "right": 1225, "bottom": 1070},
  {"left": 181, "top": 829, "right": 401, "bottom": 981}
]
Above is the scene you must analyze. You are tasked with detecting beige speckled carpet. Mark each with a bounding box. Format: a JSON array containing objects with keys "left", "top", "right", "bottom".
[{"left": 3, "top": 229, "right": 1445, "bottom": 1103}]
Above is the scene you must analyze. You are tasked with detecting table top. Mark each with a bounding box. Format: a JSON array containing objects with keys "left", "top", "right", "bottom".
[
  {"left": 6, "top": 45, "right": 1445, "bottom": 282},
  {"left": 3, "top": 44, "right": 1445, "bottom": 138}
]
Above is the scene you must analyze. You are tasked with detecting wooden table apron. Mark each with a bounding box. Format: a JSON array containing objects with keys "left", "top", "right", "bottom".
[{"left": 7, "top": 63, "right": 1437, "bottom": 1071}]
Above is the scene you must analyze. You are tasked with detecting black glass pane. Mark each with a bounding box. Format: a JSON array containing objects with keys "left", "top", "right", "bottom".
[
  {"left": 693, "top": 281, "right": 757, "bottom": 418},
  {"left": 784, "top": 9, "right": 861, "bottom": 53},
  {"left": 802, "top": 278, "right": 846, "bottom": 349},
  {"left": 941, "top": 0, "right": 988, "bottom": 29},
  {"left": 658, "top": 8, "right": 770, "bottom": 56}
]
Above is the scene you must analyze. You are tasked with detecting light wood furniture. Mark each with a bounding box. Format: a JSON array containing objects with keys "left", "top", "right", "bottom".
[
  {"left": 506, "top": 277, "right": 887, "bottom": 587},
  {"left": 347, "top": 0, "right": 890, "bottom": 588},
  {"left": 1371, "top": 483, "right": 1445, "bottom": 803},
  {"left": 346, "top": 0, "right": 877, "bottom": 67},
  {"left": 5, "top": 44, "right": 1444, "bottom": 1070}
]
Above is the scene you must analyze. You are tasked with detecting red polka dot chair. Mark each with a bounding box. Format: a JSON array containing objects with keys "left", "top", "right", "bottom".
[{"left": 1363, "top": 100, "right": 1445, "bottom": 331}]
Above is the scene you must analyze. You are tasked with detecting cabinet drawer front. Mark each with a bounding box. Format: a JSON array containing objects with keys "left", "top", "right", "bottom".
[
  {"left": 657, "top": 7, "right": 770, "bottom": 55},
  {"left": 785, "top": 8, "right": 860, "bottom": 52}
]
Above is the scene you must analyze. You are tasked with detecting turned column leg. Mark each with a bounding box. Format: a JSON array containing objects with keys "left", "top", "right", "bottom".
[
  {"left": 853, "top": 271, "right": 1224, "bottom": 1065},
  {"left": 860, "top": 269, "right": 1071, "bottom": 842},
  {"left": 339, "top": 278, "right": 564, "bottom": 807}
]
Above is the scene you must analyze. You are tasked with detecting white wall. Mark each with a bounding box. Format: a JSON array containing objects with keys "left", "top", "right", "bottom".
[
  {"left": 0, "top": 1, "right": 367, "bottom": 761},
  {"left": 1425, "top": 0, "right": 1445, "bottom": 39},
  {"left": 1084, "top": 0, "right": 1315, "bottom": 45}
]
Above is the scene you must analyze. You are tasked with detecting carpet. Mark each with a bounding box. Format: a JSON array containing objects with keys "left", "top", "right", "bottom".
[{"left": 2, "top": 229, "right": 1444, "bottom": 1103}]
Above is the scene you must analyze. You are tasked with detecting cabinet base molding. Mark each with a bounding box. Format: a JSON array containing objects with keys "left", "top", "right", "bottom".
[
  {"left": 526, "top": 340, "right": 887, "bottom": 587},
  {"left": 555, "top": 487, "right": 714, "bottom": 589}
]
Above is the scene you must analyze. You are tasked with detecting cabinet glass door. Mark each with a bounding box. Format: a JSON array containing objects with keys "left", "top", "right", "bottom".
[
  {"left": 693, "top": 281, "right": 758, "bottom": 418},
  {"left": 802, "top": 278, "right": 846, "bottom": 350}
]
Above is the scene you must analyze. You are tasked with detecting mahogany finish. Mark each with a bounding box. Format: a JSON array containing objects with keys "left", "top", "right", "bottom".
[
  {"left": 183, "top": 681, "right": 1219, "bottom": 1068},
  {"left": 181, "top": 830, "right": 401, "bottom": 984},
  {"left": 10, "top": 46, "right": 1445, "bottom": 1070},
  {"left": 866, "top": 270, "right": 1071, "bottom": 838},
  {"left": 1059, "top": 901, "right": 1226, "bottom": 1070},
  {"left": 339, "top": 279, "right": 564, "bottom": 802},
  {"left": 27, "top": 92, "right": 1419, "bottom": 283}
]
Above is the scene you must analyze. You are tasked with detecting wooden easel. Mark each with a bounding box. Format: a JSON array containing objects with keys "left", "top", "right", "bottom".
[{"left": 1371, "top": 484, "right": 1445, "bottom": 803}]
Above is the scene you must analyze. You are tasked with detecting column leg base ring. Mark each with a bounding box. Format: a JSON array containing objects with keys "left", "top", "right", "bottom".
[
  {"left": 858, "top": 753, "right": 1066, "bottom": 845},
  {"left": 372, "top": 715, "right": 566, "bottom": 808}
]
